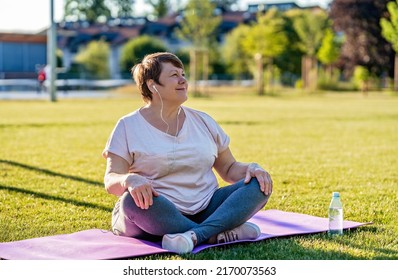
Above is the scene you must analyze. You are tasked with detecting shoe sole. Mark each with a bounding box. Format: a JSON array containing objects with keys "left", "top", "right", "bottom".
[{"left": 162, "top": 234, "right": 193, "bottom": 254}]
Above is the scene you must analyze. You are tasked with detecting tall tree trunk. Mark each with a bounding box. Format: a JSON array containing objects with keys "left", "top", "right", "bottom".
[
  {"left": 266, "top": 58, "right": 273, "bottom": 94},
  {"left": 190, "top": 49, "right": 198, "bottom": 95},
  {"left": 301, "top": 56, "right": 307, "bottom": 89},
  {"left": 302, "top": 55, "right": 312, "bottom": 91},
  {"left": 310, "top": 56, "right": 318, "bottom": 91},
  {"left": 255, "top": 53, "right": 264, "bottom": 96},
  {"left": 302, "top": 55, "right": 318, "bottom": 91},
  {"left": 202, "top": 50, "right": 209, "bottom": 96},
  {"left": 328, "top": 65, "right": 333, "bottom": 81}
]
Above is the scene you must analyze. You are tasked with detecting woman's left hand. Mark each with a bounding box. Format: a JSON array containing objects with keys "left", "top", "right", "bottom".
[{"left": 244, "top": 163, "right": 273, "bottom": 196}]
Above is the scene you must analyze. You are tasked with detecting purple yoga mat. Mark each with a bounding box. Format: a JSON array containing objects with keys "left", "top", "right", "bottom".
[{"left": 0, "top": 209, "right": 370, "bottom": 259}]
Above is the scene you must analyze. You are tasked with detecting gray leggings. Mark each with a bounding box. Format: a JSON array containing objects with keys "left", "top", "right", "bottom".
[{"left": 112, "top": 178, "right": 270, "bottom": 244}]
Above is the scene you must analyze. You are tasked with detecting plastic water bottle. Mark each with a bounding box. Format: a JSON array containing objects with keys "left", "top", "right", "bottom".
[{"left": 328, "top": 192, "right": 343, "bottom": 236}]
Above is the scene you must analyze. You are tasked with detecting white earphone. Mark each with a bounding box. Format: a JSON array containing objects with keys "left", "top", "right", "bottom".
[{"left": 152, "top": 85, "right": 158, "bottom": 92}]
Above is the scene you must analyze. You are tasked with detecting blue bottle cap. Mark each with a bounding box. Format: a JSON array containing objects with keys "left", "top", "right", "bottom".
[{"left": 332, "top": 192, "right": 340, "bottom": 197}]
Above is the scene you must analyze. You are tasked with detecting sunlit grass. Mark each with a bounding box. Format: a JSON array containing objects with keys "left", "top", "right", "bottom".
[{"left": 0, "top": 88, "right": 397, "bottom": 259}]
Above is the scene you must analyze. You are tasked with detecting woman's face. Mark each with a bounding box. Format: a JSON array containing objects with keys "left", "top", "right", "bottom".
[{"left": 155, "top": 62, "right": 188, "bottom": 103}]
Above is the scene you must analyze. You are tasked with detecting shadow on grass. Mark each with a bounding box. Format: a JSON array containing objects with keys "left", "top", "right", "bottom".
[
  {"left": 340, "top": 226, "right": 398, "bottom": 259},
  {"left": 182, "top": 229, "right": 398, "bottom": 260},
  {"left": 0, "top": 184, "right": 112, "bottom": 212},
  {"left": 0, "top": 159, "right": 102, "bottom": 187}
]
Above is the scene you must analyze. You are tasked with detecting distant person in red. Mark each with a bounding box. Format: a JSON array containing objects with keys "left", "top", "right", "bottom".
[{"left": 37, "top": 68, "right": 46, "bottom": 93}]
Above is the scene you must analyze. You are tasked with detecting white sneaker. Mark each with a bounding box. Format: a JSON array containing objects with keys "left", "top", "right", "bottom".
[
  {"left": 216, "top": 222, "right": 261, "bottom": 243},
  {"left": 162, "top": 231, "right": 197, "bottom": 254}
]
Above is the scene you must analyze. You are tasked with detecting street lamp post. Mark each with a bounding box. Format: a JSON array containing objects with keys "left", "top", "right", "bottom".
[{"left": 48, "top": 0, "right": 57, "bottom": 102}]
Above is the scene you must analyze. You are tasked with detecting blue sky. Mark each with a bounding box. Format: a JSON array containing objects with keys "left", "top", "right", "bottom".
[{"left": 0, "top": 0, "right": 331, "bottom": 33}]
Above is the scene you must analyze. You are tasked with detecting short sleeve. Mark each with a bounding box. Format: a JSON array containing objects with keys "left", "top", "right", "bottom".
[
  {"left": 102, "top": 119, "right": 133, "bottom": 165},
  {"left": 198, "top": 111, "right": 230, "bottom": 153}
]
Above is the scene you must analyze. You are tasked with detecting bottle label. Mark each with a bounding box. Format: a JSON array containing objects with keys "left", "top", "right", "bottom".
[{"left": 328, "top": 207, "right": 343, "bottom": 235}]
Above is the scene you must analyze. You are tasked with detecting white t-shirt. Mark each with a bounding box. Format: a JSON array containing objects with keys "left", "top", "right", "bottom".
[{"left": 102, "top": 106, "right": 230, "bottom": 215}]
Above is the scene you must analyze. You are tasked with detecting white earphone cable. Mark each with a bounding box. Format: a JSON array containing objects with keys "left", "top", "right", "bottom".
[
  {"left": 153, "top": 85, "right": 181, "bottom": 173},
  {"left": 156, "top": 89, "right": 170, "bottom": 135}
]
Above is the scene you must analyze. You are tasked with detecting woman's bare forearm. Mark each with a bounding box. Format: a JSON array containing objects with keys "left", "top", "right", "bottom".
[{"left": 104, "top": 172, "right": 129, "bottom": 196}]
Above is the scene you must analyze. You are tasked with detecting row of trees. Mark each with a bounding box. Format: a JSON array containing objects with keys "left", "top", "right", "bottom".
[
  {"left": 64, "top": 0, "right": 238, "bottom": 21},
  {"left": 64, "top": 0, "right": 398, "bottom": 94}
]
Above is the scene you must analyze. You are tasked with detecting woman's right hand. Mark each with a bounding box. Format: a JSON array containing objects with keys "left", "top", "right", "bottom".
[{"left": 126, "top": 174, "right": 159, "bottom": 209}]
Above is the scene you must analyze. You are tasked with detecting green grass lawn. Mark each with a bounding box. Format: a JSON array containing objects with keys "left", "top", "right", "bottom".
[{"left": 0, "top": 89, "right": 397, "bottom": 260}]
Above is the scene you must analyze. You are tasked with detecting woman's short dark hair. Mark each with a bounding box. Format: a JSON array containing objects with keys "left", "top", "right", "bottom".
[{"left": 131, "top": 52, "right": 184, "bottom": 102}]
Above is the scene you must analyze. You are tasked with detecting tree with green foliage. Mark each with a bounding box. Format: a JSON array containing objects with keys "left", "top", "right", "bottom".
[
  {"left": 288, "top": 9, "right": 329, "bottom": 91},
  {"left": 177, "top": 0, "right": 221, "bottom": 48},
  {"left": 273, "top": 11, "right": 304, "bottom": 87},
  {"left": 330, "top": 0, "right": 392, "bottom": 80},
  {"left": 353, "top": 65, "right": 370, "bottom": 95},
  {"left": 177, "top": 0, "right": 221, "bottom": 95},
  {"left": 64, "top": 0, "right": 110, "bottom": 23},
  {"left": 119, "top": 35, "right": 167, "bottom": 74},
  {"left": 147, "top": 0, "right": 170, "bottom": 19},
  {"left": 380, "top": 0, "right": 398, "bottom": 91},
  {"left": 112, "top": 0, "right": 135, "bottom": 18},
  {"left": 75, "top": 40, "right": 110, "bottom": 78},
  {"left": 317, "top": 28, "right": 343, "bottom": 88},
  {"left": 211, "top": 0, "right": 239, "bottom": 11},
  {"left": 241, "top": 8, "right": 288, "bottom": 95},
  {"left": 64, "top": 0, "right": 135, "bottom": 23},
  {"left": 222, "top": 24, "right": 252, "bottom": 79},
  {"left": 317, "top": 28, "right": 342, "bottom": 69}
]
